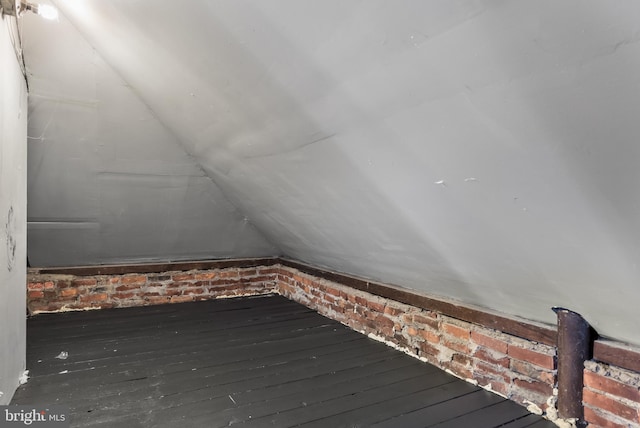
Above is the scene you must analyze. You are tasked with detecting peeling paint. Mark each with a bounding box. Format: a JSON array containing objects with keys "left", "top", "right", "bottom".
[
  {"left": 18, "top": 371, "right": 29, "bottom": 385},
  {"left": 525, "top": 400, "right": 544, "bottom": 415}
]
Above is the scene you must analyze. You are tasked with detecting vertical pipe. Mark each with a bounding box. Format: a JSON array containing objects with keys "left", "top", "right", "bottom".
[{"left": 553, "top": 307, "right": 591, "bottom": 421}]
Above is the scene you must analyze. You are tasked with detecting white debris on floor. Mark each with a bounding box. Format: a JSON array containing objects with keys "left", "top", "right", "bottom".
[{"left": 55, "top": 351, "right": 69, "bottom": 359}]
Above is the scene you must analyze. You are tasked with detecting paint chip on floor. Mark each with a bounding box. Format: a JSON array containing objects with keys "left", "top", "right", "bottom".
[{"left": 18, "top": 371, "right": 29, "bottom": 385}]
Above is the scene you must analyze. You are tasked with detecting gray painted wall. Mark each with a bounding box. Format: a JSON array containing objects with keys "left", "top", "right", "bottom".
[
  {"left": 23, "top": 8, "right": 277, "bottom": 266},
  {"left": 23, "top": 1, "right": 640, "bottom": 345},
  {"left": 0, "top": 14, "right": 27, "bottom": 404}
]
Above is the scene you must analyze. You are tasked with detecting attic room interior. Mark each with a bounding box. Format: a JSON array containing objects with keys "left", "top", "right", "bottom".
[{"left": 1, "top": 1, "right": 640, "bottom": 427}]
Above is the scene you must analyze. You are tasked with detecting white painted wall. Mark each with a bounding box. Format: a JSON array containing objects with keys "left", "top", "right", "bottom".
[
  {"left": 0, "top": 14, "right": 27, "bottom": 404},
  {"left": 22, "top": 1, "right": 640, "bottom": 345}
]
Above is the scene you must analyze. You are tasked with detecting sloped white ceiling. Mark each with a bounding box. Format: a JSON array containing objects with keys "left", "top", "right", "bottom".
[{"left": 23, "top": 0, "right": 640, "bottom": 345}]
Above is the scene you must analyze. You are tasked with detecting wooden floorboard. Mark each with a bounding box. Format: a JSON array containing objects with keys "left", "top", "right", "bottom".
[{"left": 12, "top": 295, "right": 556, "bottom": 428}]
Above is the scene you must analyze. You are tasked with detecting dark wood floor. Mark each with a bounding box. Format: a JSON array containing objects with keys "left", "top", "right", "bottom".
[{"left": 12, "top": 295, "right": 555, "bottom": 428}]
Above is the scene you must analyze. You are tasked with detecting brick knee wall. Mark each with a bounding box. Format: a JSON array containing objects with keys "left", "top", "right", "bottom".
[
  {"left": 275, "top": 265, "right": 557, "bottom": 417},
  {"left": 26, "top": 259, "right": 640, "bottom": 426},
  {"left": 583, "top": 361, "right": 640, "bottom": 428},
  {"left": 27, "top": 266, "right": 278, "bottom": 313}
]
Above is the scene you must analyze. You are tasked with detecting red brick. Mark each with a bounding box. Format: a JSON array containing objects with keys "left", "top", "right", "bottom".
[
  {"left": 59, "top": 288, "right": 78, "bottom": 298},
  {"left": 443, "top": 323, "right": 470, "bottom": 340},
  {"left": 471, "top": 331, "right": 508, "bottom": 354},
  {"left": 339, "top": 301, "right": 354, "bottom": 313},
  {"left": 488, "top": 380, "right": 508, "bottom": 396},
  {"left": 476, "top": 374, "right": 508, "bottom": 395},
  {"left": 80, "top": 293, "right": 108, "bottom": 303},
  {"left": 114, "top": 292, "right": 136, "bottom": 299},
  {"left": 218, "top": 271, "right": 238, "bottom": 279},
  {"left": 239, "top": 268, "right": 258, "bottom": 276},
  {"left": 35, "top": 302, "right": 66, "bottom": 312},
  {"left": 305, "top": 277, "right": 319, "bottom": 288},
  {"left": 406, "top": 326, "right": 419, "bottom": 337},
  {"left": 56, "top": 280, "right": 73, "bottom": 288},
  {"left": 28, "top": 291, "right": 44, "bottom": 299},
  {"left": 210, "top": 285, "right": 243, "bottom": 294},
  {"left": 415, "top": 316, "right": 440, "bottom": 331},
  {"left": 94, "top": 302, "right": 114, "bottom": 309},
  {"left": 473, "top": 348, "right": 510, "bottom": 368},
  {"left": 443, "top": 338, "right": 470, "bottom": 354},
  {"left": 475, "top": 361, "right": 511, "bottom": 383},
  {"left": 584, "top": 406, "right": 631, "bottom": 428},
  {"left": 322, "top": 294, "right": 337, "bottom": 305},
  {"left": 72, "top": 278, "right": 98, "bottom": 286},
  {"left": 243, "top": 275, "right": 273, "bottom": 283},
  {"left": 420, "top": 341, "right": 440, "bottom": 358},
  {"left": 121, "top": 275, "right": 146, "bottom": 285},
  {"left": 453, "top": 353, "right": 473, "bottom": 366},
  {"left": 28, "top": 282, "right": 44, "bottom": 291},
  {"left": 584, "top": 371, "right": 640, "bottom": 402},
  {"left": 109, "top": 277, "right": 120, "bottom": 284},
  {"left": 170, "top": 295, "right": 194, "bottom": 303},
  {"left": 183, "top": 288, "right": 205, "bottom": 295},
  {"left": 507, "top": 345, "right": 555, "bottom": 370},
  {"left": 28, "top": 303, "right": 50, "bottom": 313},
  {"left": 146, "top": 282, "right": 167, "bottom": 289},
  {"left": 357, "top": 296, "right": 386, "bottom": 313},
  {"left": 167, "top": 281, "right": 185, "bottom": 289},
  {"left": 146, "top": 296, "right": 170, "bottom": 305},
  {"left": 143, "top": 292, "right": 161, "bottom": 297},
  {"left": 384, "top": 305, "right": 403, "bottom": 316},
  {"left": 194, "top": 272, "right": 217, "bottom": 280},
  {"left": 414, "top": 312, "right": 437, "bottom": 322},
  {"left": 443, "top": 360, "right": 472, "bottom": 379},
  {"left": 353, "top": 305, "right": 367, "bottom": 318},
  {"left": 583, "top": 389, "right": 639, "bottom": 423},
  {"left": 419, "top": 330, "right": 440, "bottom": 344},
  {"left": 116, "top": 284, "right": 140, "bottom": 292},
  {"left": 172, "top": 273, "right": 194, "bottom": 281},
  {"left": 322, "top": 286, "right": 340, "bottom": 297},
  {"left": 510, "top": 359, "right": 555, "bottom": 384},
  {"left": 371, "top": 314, "right": 393, "bottom": 328},
  {"left": 211, "top": 279, "right": 240, "bottom": 286},
  {"left": 44, "top": 281, "right": 55, "bottom": 290},
  {"left": 514, "top": 378, "right": 554, "bottom": 397}
]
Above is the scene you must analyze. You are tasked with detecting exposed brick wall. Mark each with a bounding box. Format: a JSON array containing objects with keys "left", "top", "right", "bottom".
[
  {"left": 583, "top": 361, "right": 640, "bottom": 428},
  {"left": 27, "top": 266, "right": 278, "bottom": 313},
  {"left": 275, "top": 265, "right": 557, "bottom": 418},
  {"left": 26, "top": 259, "right": 640, "bottom": 426}
]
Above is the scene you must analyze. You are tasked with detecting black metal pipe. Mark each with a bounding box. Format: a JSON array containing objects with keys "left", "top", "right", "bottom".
[{"left": 552, "top": 307, "right": 591, "bottom": 422}]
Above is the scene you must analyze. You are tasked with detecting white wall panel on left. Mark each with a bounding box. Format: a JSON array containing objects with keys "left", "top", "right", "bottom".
[{"left": 0, "top": 14, "right": 28, "bottom": 404}]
